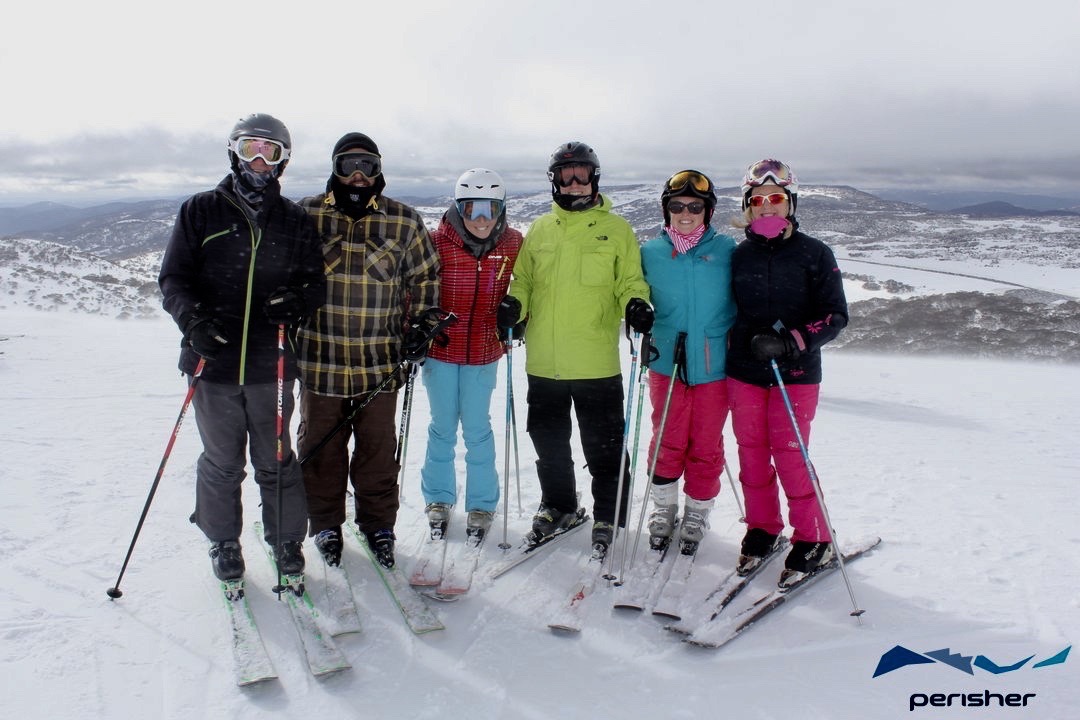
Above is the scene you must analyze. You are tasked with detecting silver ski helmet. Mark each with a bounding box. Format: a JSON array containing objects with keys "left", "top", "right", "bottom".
[{"left": 741, "top": 158, "right": 798, "bottom": 216}]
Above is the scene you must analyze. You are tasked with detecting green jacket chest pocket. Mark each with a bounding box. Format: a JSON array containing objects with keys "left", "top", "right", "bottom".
[{"left": 580, "top": 246, "right": 615, "bottom": 287}]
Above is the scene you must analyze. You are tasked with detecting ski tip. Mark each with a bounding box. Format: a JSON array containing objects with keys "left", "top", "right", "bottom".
[
  {"left": 548, "top": 624, "right": 581, "bottom": 634},
  {"left": 422, "top": 591, "right": 462, "bottom": 603}
]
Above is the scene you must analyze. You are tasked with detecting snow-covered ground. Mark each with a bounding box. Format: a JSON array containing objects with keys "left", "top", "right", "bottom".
[{"left": 1, "top": 308, "right": 1077, "bottom": 719}]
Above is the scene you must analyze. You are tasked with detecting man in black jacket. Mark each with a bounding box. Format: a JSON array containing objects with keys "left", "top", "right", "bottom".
[{"left": 158, "top": 113, "right": 326, "bottom": 583}]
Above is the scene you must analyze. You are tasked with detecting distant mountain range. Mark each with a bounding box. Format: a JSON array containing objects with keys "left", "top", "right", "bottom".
[
  {"left": 870, "top": 188, "right": 1080, "bottom": 213},
  {"left": 2, "top": 185, "right": 1079, "bottom": 362},
  {"left": 945, "top": 201, "right": 1079, "bottom": 218}
]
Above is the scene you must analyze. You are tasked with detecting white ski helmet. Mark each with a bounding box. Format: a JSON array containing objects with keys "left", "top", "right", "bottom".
[{"left": 454, "top": 168, "right": 505, "bottom": 201}]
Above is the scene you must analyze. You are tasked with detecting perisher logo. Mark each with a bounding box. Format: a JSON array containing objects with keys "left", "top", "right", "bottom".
[{"left": 873, "top": 645, "right": 1071, "bottom": 713}]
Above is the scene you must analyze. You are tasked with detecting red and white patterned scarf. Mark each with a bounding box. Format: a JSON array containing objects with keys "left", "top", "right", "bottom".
[{"left": 667, "top": 224, "right": 707, "bottom": 254}]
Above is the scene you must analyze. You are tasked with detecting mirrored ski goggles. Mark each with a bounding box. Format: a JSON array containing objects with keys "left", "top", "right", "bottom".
[
  {"left": 744, "top": 158, "right": 795, "bottom": 188},
  {"left": 333, "top": 152, "right": 382, "bottom": 179},
  {"left": 549, "top": 163, "right": 595, "bottom": 187},
  {"left": 456, "top": 198, "right": 505, "bottom": 221},
  {"left": 665, "top": 170, "right": 713, "bottom": 194},
  {"left": 230, "top": 136, "right": 290, "bottom": 165},
  {"left": 746, "top": 192, "right": 790, "bottom": 207},
  {"left": 667, "top": 200, "right": 706, "bottom": 214}
]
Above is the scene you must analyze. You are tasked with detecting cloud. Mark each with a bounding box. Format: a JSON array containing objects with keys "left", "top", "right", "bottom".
[{"left": 3, "top": 0, "right": 1080, "bottom": 202}]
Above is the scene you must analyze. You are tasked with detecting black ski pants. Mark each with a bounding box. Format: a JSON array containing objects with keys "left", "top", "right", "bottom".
[
  {"left": 190, "top": 379, "right": 308, "bottom": 544},
  {"left": 524, "top": 374, "right": 630, "bottom": 526}
]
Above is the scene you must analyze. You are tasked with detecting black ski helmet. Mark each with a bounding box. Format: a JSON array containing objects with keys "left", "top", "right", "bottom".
[
  {"left": 227, "top": 113, "right": 292, "bottom": 174},
  {"left": 547, "top": 141, "right": 600, "bottom": 210},
  {"left": 661, "top": 169, "right": 717, "bottom": 227}
]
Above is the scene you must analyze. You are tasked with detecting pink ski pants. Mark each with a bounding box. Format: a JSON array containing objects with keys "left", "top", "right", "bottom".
[
  {"left": 646, "top": 372, "right": 728, "bottom": 501},
  {"left": 728, "top": 378, "right": 830, "bottom": 543}
]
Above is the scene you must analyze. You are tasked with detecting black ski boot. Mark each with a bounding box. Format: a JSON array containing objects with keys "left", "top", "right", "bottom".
[
  {"left": 779, "top": 541, "right": 834, "bottom": 588},
  {"left": 366, "top": 529, "right": 396, "bottom": 569},
  {"left": 209, "top": 540, "right": 245, "bottom": 581},
  {"left": 737, "top": 528, "right": 782, "bottom": 576},
  {"left": 314, "top": 527, "right": 344, "bottom": 567},
  {"left": 274, "top": 540, "right": 306, "bottom": 575},
  {"left": 591, "top": 521, "right": 614, "bottom": 560}
]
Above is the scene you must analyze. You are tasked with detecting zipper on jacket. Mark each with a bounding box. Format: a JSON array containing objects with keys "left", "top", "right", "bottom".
[{"left": 223, "top": 195, "right": 262, "bottom": 386}]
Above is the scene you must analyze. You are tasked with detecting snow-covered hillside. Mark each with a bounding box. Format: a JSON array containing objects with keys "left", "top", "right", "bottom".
[
  {"left": 1, "top": 310, "right": 1077, "bottom": 719},
  {"left": 5, "top": 184, "right": 1080, "bottom": 362}
]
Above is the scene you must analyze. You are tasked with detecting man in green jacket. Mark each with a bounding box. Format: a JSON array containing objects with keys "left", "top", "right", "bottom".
[{"left": 500, "top": 141, "right": 653, "bottom": 556}]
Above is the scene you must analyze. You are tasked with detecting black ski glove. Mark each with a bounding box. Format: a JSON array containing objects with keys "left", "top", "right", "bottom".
[
  {"left": 625, "top": 298, "right": 655, "bottom": 334},
  {"left": 496, "top": 296, "right": 522, "bottom": 329},
  {"left": 264, "top": 286, "right": 306, "bottom": 325},
  {"left": 498, "top": 319, "right": 527, "bottom": 344},
  {"left": 403, "top": 325, "right": 430, "bottom": 363},
  {"left": 751, "top": 331, "right": 801, "bottom": 362},
  {"left": 403, "top": 307, "right": 454, "bottom": 363},
  {"left": 182, "top": 314, "right": 230, "bottom": 360}
]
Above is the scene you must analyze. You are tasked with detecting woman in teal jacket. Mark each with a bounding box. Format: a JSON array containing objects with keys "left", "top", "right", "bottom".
[{"left": 639, "top": 170, "right": 737, "bottom": 555}]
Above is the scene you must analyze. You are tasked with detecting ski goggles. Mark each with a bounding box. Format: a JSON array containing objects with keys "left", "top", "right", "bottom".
[
  {"left": 549, "top": 163, "right": 596, "bottom": 187},
  {"left": 746, "top": 192, "right": 790, "bottom": 208},
  {"left": 456, "top": 198, "right": 505, "bottom": 221},
  {"left": 665, "top": 170, "right": 713, "bottom": 194},
  {"left": 332, "top": 152, "right": 382, "bottom": 179},
  {"left": 666, "top": 200, "right": 706, "bottom": 214},
  {"left": 230, "top": 136, "right": 290, "bottom": 165},
  {"left": 744, "top": 158, "right": 795, "bottom": 188}
]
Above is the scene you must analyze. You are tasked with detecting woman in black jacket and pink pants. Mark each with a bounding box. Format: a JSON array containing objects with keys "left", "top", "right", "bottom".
[{"left": 725, "top": 159, "right": 848, "bottom": 588}]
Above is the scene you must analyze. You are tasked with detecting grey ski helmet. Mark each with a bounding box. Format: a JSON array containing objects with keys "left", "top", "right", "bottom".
[{"left": 227, "top": 113, "right": 292, "bottom": 173}]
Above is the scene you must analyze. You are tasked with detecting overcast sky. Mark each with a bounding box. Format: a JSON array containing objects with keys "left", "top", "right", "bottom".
[{"left": 3, "top": 0, "right": 1079, "bottom": 204}]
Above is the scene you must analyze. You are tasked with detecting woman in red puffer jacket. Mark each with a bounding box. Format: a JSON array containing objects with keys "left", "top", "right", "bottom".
[{"left": 419, "top": 169, "right": 523, "bottom": 542}]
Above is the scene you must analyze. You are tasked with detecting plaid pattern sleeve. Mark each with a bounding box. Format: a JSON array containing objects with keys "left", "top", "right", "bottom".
[{"left": 298, "top": 195, "right": 441, "bottom": 397}]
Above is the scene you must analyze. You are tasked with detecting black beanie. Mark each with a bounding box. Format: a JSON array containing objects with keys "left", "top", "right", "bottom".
[{"left": 333, "top": 132, "right": 380, "bottom": 157}]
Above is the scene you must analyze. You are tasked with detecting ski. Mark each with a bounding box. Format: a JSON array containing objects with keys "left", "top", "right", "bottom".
[
  {"left": 252, "top": 523, "right": 351, "bottom": 676},
  {"left": 317, "top": 557, "right": 363, "bottom": 636},
  {"left": 665, "top": 536, "right": 789, "bottom": 635},
  {"left": 650, "top": 543, "right": 705, "bottom": 620},
  {"left": 220, "top": 579, "right": 277, "bottom": 686},
  {"left": 547, "top": 546, "right": 608, "bottom": 633},
  {"left": 487, "top": 509, "right": 590, "bottom": 580},
  {"left": 611, "top": 541, "right": 676, "bottom": 612},
  {"left": 345, "top": 522, "right": 445, "bottom": 634},
  {"left": 408, "top": 529, "right": 448, "bottom": 587},
  {"left": 684, "top": 537, "right": 882, "bottom": 649},
  {"left": 435, "top": 528, "right": 486, "bottom": 596}
]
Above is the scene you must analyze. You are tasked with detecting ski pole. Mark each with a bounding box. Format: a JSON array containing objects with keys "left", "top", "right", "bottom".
[
  {"left": 299, "top": 311, "right": 457, "bottom": 466},
  {"left": 107, "top": 357, "right": 206, "bottom": 599},
  {"left": 272, "top": 324, "right": 287, "bottom": 597},
  {"left": 614, "top": 333, "right": 654, "bottom": 584},
  {"left": 627, "top": 331, "right": 686, "bottom": 573},
  {"left": 603, "top": 331, "right": 641, "bottom": 581},
  {"left": 507, "top": 352, "right": 523, "bottom": 516},
  {"left": 724, "top": 462, "right": 746, "bottom": 523},
  {"left": 395, "top": 361, "right": 420, "bottom": 500},
  {"left": 769, "top": 358, "right": 865, "bottom": 618},
  {"left": 499, "top": 327, "right": 514, "bottom": 550}
]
